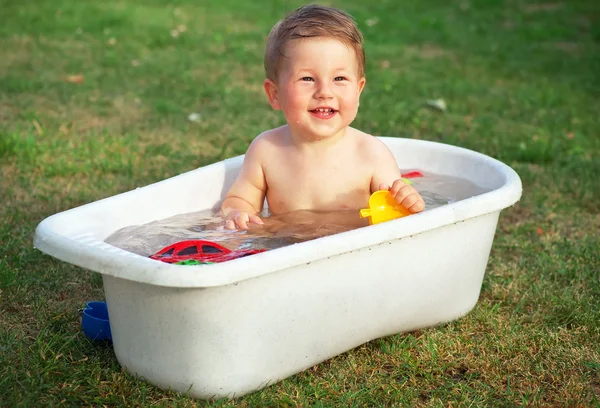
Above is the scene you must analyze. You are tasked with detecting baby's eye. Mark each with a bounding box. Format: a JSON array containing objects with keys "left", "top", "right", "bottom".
[
  {"left": 301, "top": 77, "right": 314, "bottom": 82},
  {"left": 334, "top": 76, "right": 347, "bottom": 81}
]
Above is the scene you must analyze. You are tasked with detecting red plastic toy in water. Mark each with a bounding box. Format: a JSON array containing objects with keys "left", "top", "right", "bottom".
[
  {"left": 149, "top": 240, "right": 266, "bottom": 264},
  {"left": 402, "top": 171, "right": 423, "bottom": 179}
]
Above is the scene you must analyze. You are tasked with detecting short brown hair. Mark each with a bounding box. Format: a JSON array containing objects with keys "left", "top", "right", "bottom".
[{"left": 264, "top": 4, "right": 365, "bottom": 81}]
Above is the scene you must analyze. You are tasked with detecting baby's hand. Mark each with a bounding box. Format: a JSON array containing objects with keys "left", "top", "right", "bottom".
[
  {"left": 224, "top": 210, "right": 264, "bottom": 230},
  {"left": 379, "top": 180, "right": 425, "bottom": 213}
]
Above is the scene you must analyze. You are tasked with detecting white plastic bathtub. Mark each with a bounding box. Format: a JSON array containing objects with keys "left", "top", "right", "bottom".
[{"left": 34, "top": 138, "right": 522, "bottom": 399}]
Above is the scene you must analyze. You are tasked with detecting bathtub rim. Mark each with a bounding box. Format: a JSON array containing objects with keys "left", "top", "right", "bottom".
[{"left": 33, "top": 138, "right": 522, "bottom": 288}]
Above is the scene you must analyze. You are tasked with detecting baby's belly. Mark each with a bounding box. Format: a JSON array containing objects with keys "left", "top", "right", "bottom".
[
  {"left": 261, "top": 208, "right": 370, "bottom": 235},
  {"left": 266, "top": 190, "right": 370, "bottom": 215}
]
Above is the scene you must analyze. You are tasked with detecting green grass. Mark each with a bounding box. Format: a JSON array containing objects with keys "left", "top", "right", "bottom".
[{"left": 1, "top": 0, "right": 599, "bottom": 406}]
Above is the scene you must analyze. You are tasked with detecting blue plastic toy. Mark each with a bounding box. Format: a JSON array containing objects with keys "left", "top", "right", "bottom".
[{"left": 81, "top": 301, "right": 112, "bottom": 342}]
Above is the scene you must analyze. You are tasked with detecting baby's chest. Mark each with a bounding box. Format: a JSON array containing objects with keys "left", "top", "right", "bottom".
[{"left": 265, "top": 160, "right": 371, "bottom": 212}]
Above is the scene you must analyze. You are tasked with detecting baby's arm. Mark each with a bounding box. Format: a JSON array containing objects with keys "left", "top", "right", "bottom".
[
  {"left": 221, "top": 137, "right": 268, "bottom": 229},
  {"left": 368, "top": 139, "right": 425, "bottom": 213}
]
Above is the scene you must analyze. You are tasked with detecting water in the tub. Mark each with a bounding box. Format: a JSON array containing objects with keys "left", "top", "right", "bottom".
[{"left": 104, "top": 172, "right": 490, "bottom": 256}]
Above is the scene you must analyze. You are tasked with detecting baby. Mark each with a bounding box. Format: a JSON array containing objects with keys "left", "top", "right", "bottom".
[{"left": 222, "top": 4, "right": 425, "bottom": 230}]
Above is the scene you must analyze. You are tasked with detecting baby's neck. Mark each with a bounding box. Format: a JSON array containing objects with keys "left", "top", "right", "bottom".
[{"left": 286, "top": 125, "right": 350, "bottom": 152}]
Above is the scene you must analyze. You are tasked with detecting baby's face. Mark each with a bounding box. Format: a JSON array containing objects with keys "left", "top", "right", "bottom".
[{"left": 265, "top": 37, "right": 365, "bottom": 141}]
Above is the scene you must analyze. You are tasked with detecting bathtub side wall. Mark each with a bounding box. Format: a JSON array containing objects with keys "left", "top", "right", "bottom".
[
  {"left": 34, "top": 155, "right": 244, "bottom": 241},
  {"left": 104, "top": 211, "right": 500, "bottom": 399},
  {"left": 384, "top": 138, "right": 509, "bottom": 190}
]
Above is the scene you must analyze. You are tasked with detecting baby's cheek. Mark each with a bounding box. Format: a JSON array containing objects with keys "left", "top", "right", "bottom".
[
  {"left": 291, "top": 108, "right": 306, "bottom": 122},
  {"left": 342, "top": 94, "right": 359, "bottom": 108}
]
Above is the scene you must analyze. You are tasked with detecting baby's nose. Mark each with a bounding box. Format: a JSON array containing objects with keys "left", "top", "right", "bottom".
[
  {"left": 315, "top": 82, "right": 334, "bottom": 99},
  {"left": 315, "top": 91, "right": 333, "bottom": 99}
]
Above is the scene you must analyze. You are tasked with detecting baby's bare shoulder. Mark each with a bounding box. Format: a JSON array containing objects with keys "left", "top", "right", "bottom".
[
  {"left": 349, "top": 128, "right": 393, "bottom": 158},
  {"left": 249, "top": 126, "right": 288, "bottom": 150},
  {"left": 246, "top": 126, "right": 287, "bottom": 155}
]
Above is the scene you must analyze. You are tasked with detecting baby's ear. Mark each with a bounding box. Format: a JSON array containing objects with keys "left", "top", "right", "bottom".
[
  {"left": 358, "top": 77, "right": 366, "bottom": 95},
  {"left": 264, "top": 79, "right": 281, "bottom": 110}
]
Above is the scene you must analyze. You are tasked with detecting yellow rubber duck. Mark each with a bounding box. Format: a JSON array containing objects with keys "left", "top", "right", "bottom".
[{"left": 360, "top": 190, "right": 410, "bottom": 225}]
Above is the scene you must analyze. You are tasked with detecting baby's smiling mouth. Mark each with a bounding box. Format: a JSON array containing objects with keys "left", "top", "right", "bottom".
[{"left": 309, "top": 107, "right": 337, "bottom": 119}]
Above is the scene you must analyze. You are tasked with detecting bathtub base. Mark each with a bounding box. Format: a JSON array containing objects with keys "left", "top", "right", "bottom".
[{"left": 104, "top": 211, "right": 499, "bottom": 399}]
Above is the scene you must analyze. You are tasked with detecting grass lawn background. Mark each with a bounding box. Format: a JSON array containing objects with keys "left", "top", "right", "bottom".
[{"left": 1, "top": 0, "right": 599, "bottom": 406}]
